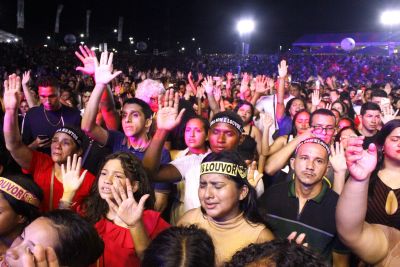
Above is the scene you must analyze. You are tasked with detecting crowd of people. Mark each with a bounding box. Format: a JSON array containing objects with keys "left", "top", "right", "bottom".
[{"left": 0, "top": 43, "right": 399, "bottom": 266}]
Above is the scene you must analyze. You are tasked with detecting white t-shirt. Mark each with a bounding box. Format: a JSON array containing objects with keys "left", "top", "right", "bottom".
[{"left": 255, "top": 94, "right": 294, "bottom": 143}]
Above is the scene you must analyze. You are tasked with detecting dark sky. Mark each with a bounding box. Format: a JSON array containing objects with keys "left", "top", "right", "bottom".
[{"left": 0, "top": 0, "right": 399, "bottom": 53}]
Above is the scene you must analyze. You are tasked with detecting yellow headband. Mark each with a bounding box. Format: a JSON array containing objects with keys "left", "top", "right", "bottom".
[
  {"left": 0, "top": 177, "right": 40, "bottom": 208},
  {"left": 200, "top": 162, "right": 247, "bottom": 179}
]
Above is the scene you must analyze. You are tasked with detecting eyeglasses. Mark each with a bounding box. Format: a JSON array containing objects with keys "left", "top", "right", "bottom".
[{"left": 311, "top": 125, "right": 335, "bottom": 134}]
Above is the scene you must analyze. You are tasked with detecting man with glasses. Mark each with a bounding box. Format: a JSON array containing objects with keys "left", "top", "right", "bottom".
[{"left": 265, "top": 109, "right": 336, "bottom": 178}]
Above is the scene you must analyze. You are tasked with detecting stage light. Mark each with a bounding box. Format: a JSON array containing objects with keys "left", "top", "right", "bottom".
[
  {"left": 80, "top": 33, "right": 84, "bottom": 38},
  {"left": 236, "top": 19, "right": 255, "bottom": 35},
  {"left": 47, "top": 36, "right": 51, "bottom": 40},
  {"left": 192, "top": 37, "right": 195, "bottom": 41},
  {"left": 113, "top": 29, "right": 117, "bottom": 33},
  {"left": 14, "top": 38, "right": 18, "bottom": 42},
  {"left": 381, "top": 10, "right": 400, "bottom": 26},
  {"left": 181, "top": 47, "right": 185, "bottom": 51}
]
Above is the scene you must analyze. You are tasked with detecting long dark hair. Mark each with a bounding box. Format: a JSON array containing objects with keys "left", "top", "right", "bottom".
[
  {"left": 200, "top": 151, "right": 265, "bottom": 225},
  {"left": 43, "top": 210, "right": 104, "bottom": 267},
  {"left": 369, "top": 119, "right": 400, "bottom": 197},
  {"left": 285, "top": 97, "right": 306, "bottom": 117},
  {"left": 81, "top": 152, "right": 155, "bottom": 224}
]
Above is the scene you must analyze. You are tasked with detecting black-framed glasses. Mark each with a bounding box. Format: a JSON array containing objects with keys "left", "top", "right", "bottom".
[{"left": 311, "top": 125, "right": 335, "bottom": 134}]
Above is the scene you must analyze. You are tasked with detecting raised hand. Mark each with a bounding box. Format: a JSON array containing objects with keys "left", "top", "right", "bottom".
[
  {"left": 60, "top": 154, "right": 87, "bottom": 201},
  {"left": 22, "top": 245, "right": 60, "bottom": 267},
  {"left": 196, "top": 85, "right": 206, "bottom": 99},
  {"left": 345, "top": 136, "right": 377, "bottom": 181},
  {"left": 329, "top": 142, "right": 347, "bottom": 174},
  {"left": 107, "top": 178, "right": 150, "bottom": 228},
  {"left": 157, "top": 89, "right": 185, "bottom": 131},
  {"left": 202, "top": 75, "right": 214, "bottom": 95},
  {"left": 197, "top": 72, "right": 204, "bottom": 82},
  {"left": 94, "top": 52, "right": 122, "bottom": 85},
  {"left": 260, "top": 112, "right": 274, "bottom": 129},
  {"left": 278, "top": 60, "right": 288, "bottom": 78},
  {"left": 311, "top": 90, "right": 321, "bottom": 107},
  {"left": 187, "top": 71, "right": 193, "bottom": 82},
  {"left": 247, "top": 161, "right": 263, "bottom": 188},
  {"left": 75, "top": 45, "right": 97, "bottom": 75},
  {"left": 255, "top": 75, "right": 269, "bottom": 94},
  {"left": 213, "top": 86, "right": 222, "bottom": 102},
  {"left": 22, "top": 70, "right": 31, "bottom": 86},
  {"left": 381, "top": 105, "right": 399, "bottom": 124},
  {"left": 3, "top": 74, "right": 22, "bottom": 111}
]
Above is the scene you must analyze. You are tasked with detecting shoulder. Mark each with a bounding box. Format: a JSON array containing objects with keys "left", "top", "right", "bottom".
[
  {"left": 256, "top": 227, "right": 275, "bottom": 243},
  {"left": 177, "top": 208, "right": 203, "bottom": 226}
]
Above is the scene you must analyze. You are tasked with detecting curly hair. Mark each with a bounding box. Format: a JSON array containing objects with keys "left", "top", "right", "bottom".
[
  {"left": 224, "top": 239, "right": 327, "bottom": 267},
  {"left": 81, "top": 151, "right": 155, "bottom": 225}
]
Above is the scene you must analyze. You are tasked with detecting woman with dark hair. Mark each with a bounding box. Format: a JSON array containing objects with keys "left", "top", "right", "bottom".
[
  {"left": 142, "top": 225, "right": 215, "bottom": 267},
  {"left": 331, "top": 100, "right": 348, "bottom": 118},
  {"left": 334, "top": 126, "right": 361, "bottom": 149},
  {"left": 276, "top": 97, "right": 306, "bottom": 137},
  {"left": 76, "top": 151, "right": 169, "bottom": 266},
  {"left": 170, "top": 115, "right": 210, "bottom": 225},
  {"left": 178, "top": 151, "right": 274, "bottom": 266},
  {"left": 2, "top": 209, "right": 104, "bottom": 267},
  {"left": 0, "top": 174, "right": 43, "bottom": 259},
  {"left": 365, "top": 119, "right": 400, "bottom": 230},
  {"left": 234, "top": 100, "right": 262, "bottom": 161}
]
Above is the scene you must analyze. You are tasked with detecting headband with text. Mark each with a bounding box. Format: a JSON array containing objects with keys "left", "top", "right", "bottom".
[
  {"left": 200, "top": 161, "right": 247, "bottom": 179},
  {"left": 0, "top": 177, "right": 40, "bottom": 207}
]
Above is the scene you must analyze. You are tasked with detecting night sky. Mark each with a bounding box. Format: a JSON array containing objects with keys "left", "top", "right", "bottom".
[{"left": 0, "top": 0, "right": 399, "bottom": 53}]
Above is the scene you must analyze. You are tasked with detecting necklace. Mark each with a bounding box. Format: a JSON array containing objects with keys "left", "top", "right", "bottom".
[{"left": 43, "top": 106, "right": 64, "bottom": 127}]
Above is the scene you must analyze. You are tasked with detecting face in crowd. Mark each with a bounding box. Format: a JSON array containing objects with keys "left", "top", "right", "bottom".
[
  {"left": 121, "top": 103, "right": 152, "bottom": 138},
  {"left": 4, "top": 217, "right": 59, "bottom": 267},
  {"left": 208, "top": 123, "right": 240, "bottom": 153},
  {"left": 39, "top": 86, "right": 61, "bottom": 111},
  {"left": 199, "top": 173, "right": 248, "bottom": 222},
  {"left": 184, "top": 118, "right": 208, "bottom": 152},
  {"left": 294, "top": 111, "right": 310, "bottom": 135},
  {"left": 98, "top": 158, "right": 137, "bottom": 200},
  {"left": 361, "top": 110, "right": 381, "bottom": 134},
  {"left": 236, "top": 104, "right": 253, "bottom": 125},
  {"left": 310, "top": 114, "right": 336, "bottom": 144},
  {"left": 290, "top": 142, "right": 329, "bottom": 188},
  {"left": 51, "top": 133, "right": 82, "bottom": 165}
]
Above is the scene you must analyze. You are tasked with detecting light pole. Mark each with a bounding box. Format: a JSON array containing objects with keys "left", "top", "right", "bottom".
[
  {"left": 380, "top": 10, "right": 400, "bottom": 56},
  {"left": 236, "top": 19, "right": 255, "bottom": 56}
]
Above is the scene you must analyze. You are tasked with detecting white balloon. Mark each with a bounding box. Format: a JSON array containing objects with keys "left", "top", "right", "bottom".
[{"left": 341, "top": 38, "right": 356, "bottom": 51}]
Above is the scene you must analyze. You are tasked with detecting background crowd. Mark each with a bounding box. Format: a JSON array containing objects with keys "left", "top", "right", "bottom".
[{"left": 0, "top": 43, "right": 399, "bottom": 267}]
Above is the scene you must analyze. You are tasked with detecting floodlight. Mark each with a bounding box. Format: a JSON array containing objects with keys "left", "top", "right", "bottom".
[
  {"left": 236, "top": 19, "right": 255, "bottom": 35},
  {"left": 381, "top": 10, "right": 400, "bottom": 26}
]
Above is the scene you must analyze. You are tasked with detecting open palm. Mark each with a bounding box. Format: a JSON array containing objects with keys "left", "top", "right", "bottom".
[{"left": 345, "top": 137, "right": 377, "bottom": 181}]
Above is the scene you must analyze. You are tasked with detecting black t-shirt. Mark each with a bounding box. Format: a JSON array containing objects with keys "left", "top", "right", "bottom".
[
  {"left": 22, "top": 104, "right": 81, "bottom": 155},
  {"left": 362, "top": 133, "right": 378, "bottom": 150}
]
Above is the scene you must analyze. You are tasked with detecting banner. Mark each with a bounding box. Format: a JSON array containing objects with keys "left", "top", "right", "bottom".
[
  {"left": 17, "top": 0, "right": 24, "bottom": 29},
  {"left": 54, "top": 4, "right": 64, "bottom": 33},
  {"left": 118, "top": 16, "right": 123, "bottom": 42},
  {"left": 86, "top": 10, "right": 91, "bottom": 38}
]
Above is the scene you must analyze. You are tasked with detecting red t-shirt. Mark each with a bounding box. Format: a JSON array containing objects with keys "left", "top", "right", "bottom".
[
  {"left": 94, "top": 210, "right": 170, "bottom": 267},
  {"left": 22, "top": 151, "right": 96, "bottom": 212}
]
